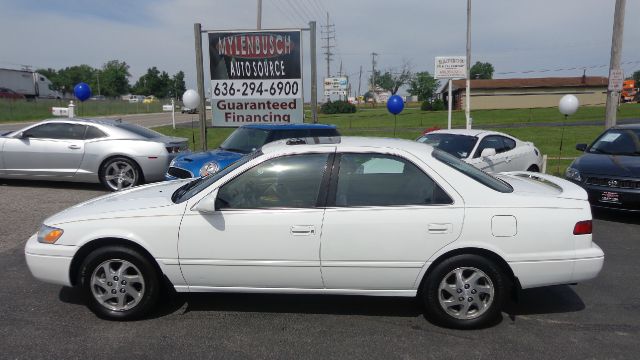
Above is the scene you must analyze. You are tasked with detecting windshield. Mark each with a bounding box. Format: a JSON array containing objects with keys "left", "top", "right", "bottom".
[
  {"left": 220, "top": 128, "right": 270, "bottom": 154},
  {"left": 433, "top": 149, "right": 513, "bottom": 193},
  {"left": 116, "top": 123, "right": 164, "bottom": 139},
  {"left": 417, "top": 133, "right": 478, "bottom": 159},
  {"left": 588, "top": 128, "right": 640, "bottom": 156},
  {"left": 172, "top": 151, "right": 262, "bottom": 203}
]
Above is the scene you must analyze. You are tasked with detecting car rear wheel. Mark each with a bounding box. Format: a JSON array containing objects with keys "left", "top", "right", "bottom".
[
  {"left": 422, "top": 254, "right": 507, "bottom": 329},
  {"left": 99, "top": 157, "right": 141, "bottom": 191},
  {"left": 79, "top": 246, "right": 159, "bottom": 320}
]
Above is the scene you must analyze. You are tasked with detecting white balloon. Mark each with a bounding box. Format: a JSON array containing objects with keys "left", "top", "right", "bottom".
[
  {"left": 182, "top": 89, "right": 200, "bottom": 109},
  {"left": 559, "top": 94, "right": 579, "bottom": 116}
]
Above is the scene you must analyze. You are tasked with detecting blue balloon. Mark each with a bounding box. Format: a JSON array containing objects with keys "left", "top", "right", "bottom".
[
  {"left": 73, "top": 82, "right": 92, "bottom": 102},
  {"left": 386, "top": 95, "right": 404, "bottom": 115}
]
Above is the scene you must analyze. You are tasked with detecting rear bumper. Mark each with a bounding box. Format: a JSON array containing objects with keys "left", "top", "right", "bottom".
[
  {"left": 24, "top": 233, "right": 75, "bottom": 287},
  {"left": 510, "top": 243, "right": 604, "bottom": 289}
]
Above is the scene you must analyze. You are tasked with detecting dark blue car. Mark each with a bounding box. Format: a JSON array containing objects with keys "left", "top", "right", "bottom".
[
  {"left": 165, "top": 123, "right": 340, "bottom": 180},
  {"left": 565, "top": 124, "right": 640, "bottom": 211}
]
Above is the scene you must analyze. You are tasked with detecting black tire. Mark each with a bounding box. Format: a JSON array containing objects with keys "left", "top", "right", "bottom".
[
  {"left": 79, "top": 246, "right": 160, "bottom": 320},
  {"left": 421, "top": 254, "right": 507, "bottom": 329},
  {"left": 99, "top": 156, "right": 142, "bottom": 191},
  {"left": 527, "top": 165, "right": 540, "bottom": 172}
]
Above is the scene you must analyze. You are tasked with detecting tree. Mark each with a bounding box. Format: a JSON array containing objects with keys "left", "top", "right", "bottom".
[
  {"left": 99, "top": 60, "right": 130, "bottom": 97},
  {"left": 407, "top": 71, "right": 439, "bottom": 101},
  {"left": 132, "top": 67, "right": 161, "bottom": 96},
  {"left": 632, "top": 70, "right": 640, "bottom": 84},
  {"left": 369, "top": 61, "right": 413, "bottom": 95},
  {"left": 172, "top": 71, "right": 186, "bottom": 99},
  {"left": 470, "top": 61, "right": 495, "bottom": 79},
  {"left": 56, "top": 65, "right": 98, "bottom": 96}
]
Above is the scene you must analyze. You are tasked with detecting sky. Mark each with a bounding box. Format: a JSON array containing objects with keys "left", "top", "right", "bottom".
[{"left": 0, "top": 0, "right": 639, "bottom": 98}]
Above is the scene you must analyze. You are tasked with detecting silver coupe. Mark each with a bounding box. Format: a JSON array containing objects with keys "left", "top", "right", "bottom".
[{"left": 0, "top": 118, "right": 188, "bottom": 191}]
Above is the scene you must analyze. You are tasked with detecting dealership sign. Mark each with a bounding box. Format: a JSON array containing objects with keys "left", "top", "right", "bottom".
[
  {"left": 208, "top": 30, "right": 303, "bottom": 127},
  {"left": 434, "top": 56, "right": 466, "bottom": 79},
  {"left": 323, "top": 77, "right": 348, "bottom": 96}
]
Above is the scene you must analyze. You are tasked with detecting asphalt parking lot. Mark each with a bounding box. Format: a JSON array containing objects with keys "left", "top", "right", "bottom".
[{"left": 0, "top": 179, "right": 638, "bottom": 359}]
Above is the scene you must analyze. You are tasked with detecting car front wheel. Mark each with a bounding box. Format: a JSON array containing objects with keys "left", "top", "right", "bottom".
[
  {"left": 79, "top": 246, "right": 160, "bottom": 320},
  {"left": 422, "top": 254, "right": 507, "bottom": 329}
]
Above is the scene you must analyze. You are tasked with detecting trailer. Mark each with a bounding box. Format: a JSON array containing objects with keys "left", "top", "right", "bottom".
[{"left": 0, "top": 68, "right": 61, "bottom": 99}]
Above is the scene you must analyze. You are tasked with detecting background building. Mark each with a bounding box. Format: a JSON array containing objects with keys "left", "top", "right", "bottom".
[{"left": 441, "top": 76, "right": 608, "bottom": 110}]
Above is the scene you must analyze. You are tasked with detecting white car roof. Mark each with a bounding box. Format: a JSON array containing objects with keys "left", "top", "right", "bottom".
[
  {"left": 425, "top": 129, "right": 506, "bottom": 137},
  {"left": 261, "top": 136, "right": 436, "bottom": 156}
]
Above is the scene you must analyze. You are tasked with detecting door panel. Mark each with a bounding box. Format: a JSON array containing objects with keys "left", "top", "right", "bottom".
[
  {"left": 321, "top": 206, "right": 464, "bottom": 290},
  {"left": 2, "top": 138, "right": 85, "bottom": 178},
  {"left": 178, "top": 209, "right": 325, "bottom": 288}
]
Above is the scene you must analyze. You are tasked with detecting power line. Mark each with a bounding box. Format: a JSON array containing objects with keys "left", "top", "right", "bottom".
[
  {"left": 495, "top": 60, "right": 640, "bottom": 76},
  {"left": 271, "top": 0, "right": 298, "bottom": 25}
]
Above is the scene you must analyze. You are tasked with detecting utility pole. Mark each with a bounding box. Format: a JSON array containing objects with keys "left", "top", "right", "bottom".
[
  {"left": 310, "top": 21, "right": 318, "bottom": 123},
  {"left": 257, "top": 0, "right": 262, "bottom": 29},
  {"left": 371, "top": 52, "right": 378, "bottom": 100},
  {"left": 358, "top": 65, "right": 363, "bottom": 99},
  {"left": 605, "top": 0, "right": 626, "bottom": 129},
  {"left": 465, "top": 0, "right": 472, "bottom": 129},
  {"left": 321, "top": 12, "right": 335, "bottom": 82},
  {"left": 194, "top": 23, "right": 207, "bottom": 152},
  {"left": 338, "top": 61, "right": 343, "bottom": 100}
]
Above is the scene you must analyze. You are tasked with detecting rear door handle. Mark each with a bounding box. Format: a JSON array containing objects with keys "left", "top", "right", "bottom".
[
  {"left": 68, "top": 144, "right": 81, "bottom": 150},
  {"left": 290, "top": 225, "right": 315, "bottom": 236},
  {"left": 428, "top": 223, "right": 452, "bottom": 234}
]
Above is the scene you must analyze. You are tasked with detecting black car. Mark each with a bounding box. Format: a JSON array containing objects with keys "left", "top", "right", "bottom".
[{"left": 565, "top": 124, "right": 640, "bottom": 211}]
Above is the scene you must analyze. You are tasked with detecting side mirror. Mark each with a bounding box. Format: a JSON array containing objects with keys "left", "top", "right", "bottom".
[
  {"left": 480, "top": 148, "right": 497, "bottom": 157},
  {"left": 576, "top": 143, "right": 588, "bottom": 152},
  {"left": 192, "top": 189, "right": 219, "bottom": 214}
]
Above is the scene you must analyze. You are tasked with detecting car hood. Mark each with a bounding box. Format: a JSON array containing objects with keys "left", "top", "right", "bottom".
[
  {"left": 44, "top": 180, "right": 191, "bottom": 225},
  {"left": 573, "top": 153, "right": 640, "bottom": 178},
  {"left": 171, "top": 149, "right": 244, "bottom": 171}
]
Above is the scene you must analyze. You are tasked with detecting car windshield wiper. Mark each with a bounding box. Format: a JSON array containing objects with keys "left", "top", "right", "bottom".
[{"left": 220, "top": 147, "right": 250, "bottom": 153}]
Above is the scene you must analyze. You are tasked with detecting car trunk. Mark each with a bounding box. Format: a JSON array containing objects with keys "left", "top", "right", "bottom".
[{"left": 495, "top": 171, "right": 588, "bottom": 201}]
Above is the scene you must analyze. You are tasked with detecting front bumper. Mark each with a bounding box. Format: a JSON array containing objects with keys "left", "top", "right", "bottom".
[
  {"left": 569, "top": 178, "right": 640, "bottom": 211},
  {"left": 24, "top": 233, "right": 76, "bottom": 287},
  {"left": 510, "top": 243, "right": 604, "bottom": 289}
]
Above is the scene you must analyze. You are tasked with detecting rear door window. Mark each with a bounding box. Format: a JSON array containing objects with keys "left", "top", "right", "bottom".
[{"left": 333, "top": 153, "right": 452, "bottom": 207}]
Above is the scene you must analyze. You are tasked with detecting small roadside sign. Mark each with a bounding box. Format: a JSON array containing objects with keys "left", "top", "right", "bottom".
[
  {"left": 435, "top": 56, "right": 466, "bottom": 79},
  {"left": 608, "top": 69, "right": 624, "bottom": 92}
]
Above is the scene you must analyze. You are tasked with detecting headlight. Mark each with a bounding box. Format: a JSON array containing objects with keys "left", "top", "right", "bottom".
[
  {"left": 199, "top": 162, "right": 220, "bottom": 177},
  {"left": 565, "top": 167, "right": 582, "bottom": 182},
  {"left": 37, "top": 225, "right": 64, "bottom": 244}
]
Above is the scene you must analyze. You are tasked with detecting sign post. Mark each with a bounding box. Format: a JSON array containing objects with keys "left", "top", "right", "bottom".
[{"left": 435, "top": 56, "right": 466, "bottom": 129}]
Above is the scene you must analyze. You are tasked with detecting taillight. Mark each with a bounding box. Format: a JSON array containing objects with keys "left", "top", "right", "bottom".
[{"left": 573, "top": 220, "right": 592, "bottom": 235}]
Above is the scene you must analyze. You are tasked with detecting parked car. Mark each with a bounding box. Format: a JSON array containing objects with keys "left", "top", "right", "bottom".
[
  {"left": 143, "top": 96, "right": 158, "bottom": 104},
  {"left": 180, "top": 106, "right": 197, "bottom": 114},
  {"left": 25, "top": 137, "right": 603, "bottom": 328},
  {"left": 565, "top": 124, "right": 640, "bottom": 211},
  {"left": 89, "top": 95, "right": 107, "bottom": 101},
  {"left": 0, "top": 118, "right": 188, "bottom": 191},
  {"left": 416, "top": 129, "right": 543, "bottom": 173},
  {"left": 166, "top": 123, "right": 340, "bottom": 180},
  {"left": 0, "top": 87, "right": 26, "bottom": 100}
]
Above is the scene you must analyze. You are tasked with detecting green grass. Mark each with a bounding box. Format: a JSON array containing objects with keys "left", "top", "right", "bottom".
[
  {"left": 0, "top": 99, "right": 165, "bottom": 122},
  {"left": 316, "top": 103, "right": 640, "bottom": 130}
]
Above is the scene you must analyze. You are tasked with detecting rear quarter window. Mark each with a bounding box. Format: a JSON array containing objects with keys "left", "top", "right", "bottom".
[{"left": 433, "top": 149, "right": 513, "bottom": 193}]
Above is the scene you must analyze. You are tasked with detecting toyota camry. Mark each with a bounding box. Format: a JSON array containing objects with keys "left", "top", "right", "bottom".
[{"left": 25, "top": 137, "right": 603, "bottom": 329}]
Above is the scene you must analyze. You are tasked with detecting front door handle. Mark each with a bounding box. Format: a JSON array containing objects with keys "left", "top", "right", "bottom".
[
  {"left": 428, "top": 223, "right": 452, "bottom": 234},
  {"left": 290, "top": 225, "right": 315, "bottom": 236},
  {"left": 68, "top": 144, "right": 81, "bottom": 150}
]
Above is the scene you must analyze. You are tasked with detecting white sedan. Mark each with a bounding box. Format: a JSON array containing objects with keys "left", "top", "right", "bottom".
[
  {"left": 417, "top": 129, "right": 543, "bottom": 173},
  {"left": 25, "top": 137, "right": 603, "bottom": 329}
]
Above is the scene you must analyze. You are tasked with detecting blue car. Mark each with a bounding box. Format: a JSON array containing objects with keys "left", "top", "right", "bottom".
[{"left": 165, "top": 123, "right": 340, "bottom": 180}]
